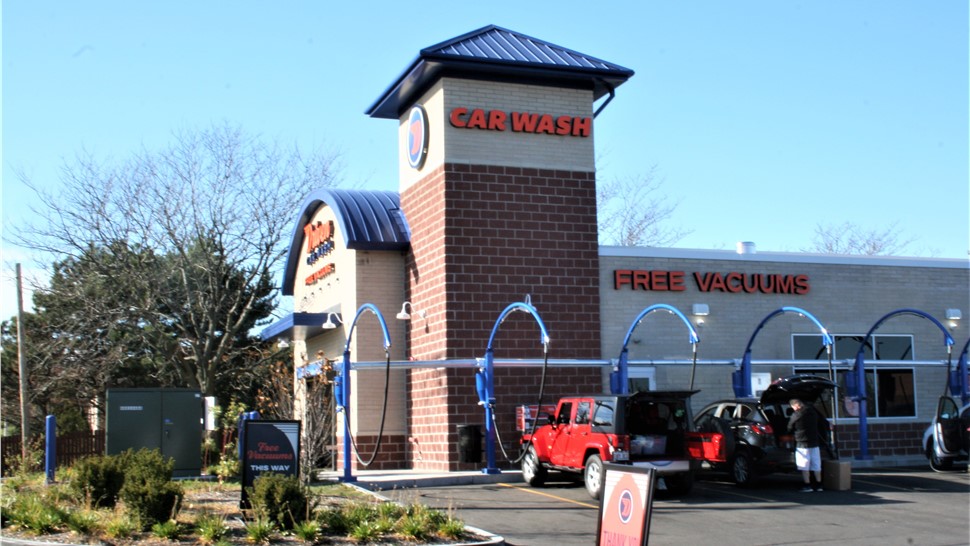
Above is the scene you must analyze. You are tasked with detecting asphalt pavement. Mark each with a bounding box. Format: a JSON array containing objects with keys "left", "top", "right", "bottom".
[{"left": 370, "top": 465, "right": 970, "bottom": 546}]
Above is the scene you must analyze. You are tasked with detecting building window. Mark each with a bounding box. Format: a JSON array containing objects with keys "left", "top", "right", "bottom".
[
  {"left": 794, "top": 366, "right": 916, "bottom": 419},
  {"left": 792, "top": 334, "right": 914, "bottom": 361}
]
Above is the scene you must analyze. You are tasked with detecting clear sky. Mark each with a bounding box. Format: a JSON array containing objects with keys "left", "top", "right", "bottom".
[{"left": 3, "top": 1, "right": 968, "bottom": 320}]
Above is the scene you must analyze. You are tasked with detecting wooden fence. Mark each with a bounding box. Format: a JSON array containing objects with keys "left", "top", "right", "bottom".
[{"left": 1, "top": 430, "right": 105, "bottom": 474}]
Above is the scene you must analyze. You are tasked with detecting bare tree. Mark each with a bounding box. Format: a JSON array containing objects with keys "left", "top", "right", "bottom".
[
  {"left": 9, "top": 123, "right": 338, "bottom": 397},
  {"left": 804, "top": 221, "right": 916, "bottom": 256},
  {"left": 597, "top": 165, "right": 691, "bottom": 246},
  {"left": 255, "top": 357, "right": 336, "bottom": 480}
]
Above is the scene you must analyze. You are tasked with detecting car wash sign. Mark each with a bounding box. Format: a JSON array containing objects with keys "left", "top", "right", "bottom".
[
  {"left": 241, "top": 420, "right": 301, "bottom": 509},
  {"left": 596, "top": 464, "right": 655, "bottom": 546},
  {"left": 449, "top": 106, "right": 592, "bottom": 137},
  {"left": 304, "top": 219, "right": 336, "bottom": 286}
]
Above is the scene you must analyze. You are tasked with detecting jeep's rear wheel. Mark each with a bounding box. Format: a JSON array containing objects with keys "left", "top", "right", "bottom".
[
  {"left": 522, "top": 445, "right": 547, "bottom": 486},
  {"left": 584, "top": 454, "right": 604, "bottom": 500}
]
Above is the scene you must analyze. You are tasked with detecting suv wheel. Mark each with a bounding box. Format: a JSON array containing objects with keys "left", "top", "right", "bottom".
[
  {"left": 730, "top": 451, "right": 754, "bottom": 486},
  {"left": 522, "top": 445, "right": 547, "bottom": 486},
  {"left": 927, "top": 438, "right": 954, "bottom": 472},
  {"left": 584, "top": 454, "right": 604, "bottom": 500}
]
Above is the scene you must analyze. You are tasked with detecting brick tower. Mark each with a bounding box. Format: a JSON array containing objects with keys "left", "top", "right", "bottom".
[{"left": 367, "top": 25, "right": 633, "bottom": 470}]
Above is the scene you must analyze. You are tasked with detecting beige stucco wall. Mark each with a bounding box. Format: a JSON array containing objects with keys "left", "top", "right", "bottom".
[{"left": 292, "top": 204, "right": 408, "bottom": 437}]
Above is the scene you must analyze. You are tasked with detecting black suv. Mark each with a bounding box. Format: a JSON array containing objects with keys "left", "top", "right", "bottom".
[{"left": 693, "top": 375, "right": 835, "bottom": 486}]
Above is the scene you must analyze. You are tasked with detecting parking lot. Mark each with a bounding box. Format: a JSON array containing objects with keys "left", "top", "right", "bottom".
[{"left": 382, "top": 466, "right": 969, "bottom": 545}]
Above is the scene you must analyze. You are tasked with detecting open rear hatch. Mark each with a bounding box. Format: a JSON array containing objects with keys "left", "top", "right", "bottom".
[{"left": 760, "top": 374, "right": 836, "bottom": 406}]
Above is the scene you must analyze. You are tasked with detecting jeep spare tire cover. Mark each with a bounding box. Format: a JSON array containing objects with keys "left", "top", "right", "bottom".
[{"left": 761, "top": 374, "right": 835, "bottom": 406}]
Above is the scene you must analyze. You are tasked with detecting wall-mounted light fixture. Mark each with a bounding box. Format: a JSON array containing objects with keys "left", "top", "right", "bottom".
[
  {"left": 396, "top": 301, "right": 427, "bottom": 320},
  {"left": 322, "top": 312, "right": 342, "bottom": 329},
  {"left": 946, "top": 308, "right": 962, "bottom": 329},
  {"left": 691, "top": 303, "right": 710, "bottom": 325}
]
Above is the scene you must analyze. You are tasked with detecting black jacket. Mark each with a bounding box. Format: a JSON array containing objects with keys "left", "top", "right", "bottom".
[{"left": 788, "top": 406, "right": 820, "bottom": 448}]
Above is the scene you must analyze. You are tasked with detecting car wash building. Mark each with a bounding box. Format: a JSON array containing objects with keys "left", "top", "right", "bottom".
[{"left": 261, "top": 25, "right": 970, "bottom": 473}]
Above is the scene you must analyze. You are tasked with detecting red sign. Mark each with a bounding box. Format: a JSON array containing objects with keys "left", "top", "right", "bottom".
[
  {"left": 614, "top": 269, "right": 810, "bottom": 295},
  {"left": 449, "top": 107, "right": 592, "bottom": 137},
  {"left": 597, "top": 464, "right": 654, "bottom": 546}
]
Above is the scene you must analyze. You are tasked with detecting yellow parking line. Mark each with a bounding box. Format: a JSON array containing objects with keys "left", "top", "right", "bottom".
[{"left": 498, "top": 482, "right": 600, "bottom": 509}]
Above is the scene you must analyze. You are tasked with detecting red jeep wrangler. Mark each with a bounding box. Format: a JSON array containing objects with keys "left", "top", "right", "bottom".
[{"left": 520, "top": 391, "right": 714, "bottom": 499}]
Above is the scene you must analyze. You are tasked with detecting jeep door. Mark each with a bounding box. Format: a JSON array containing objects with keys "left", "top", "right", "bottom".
[
  {"left": 548, "top": 401, "right": 575, "bottom": 466},
  {"left": 564, "top": 399, "right": 594, "bottom": 466}
]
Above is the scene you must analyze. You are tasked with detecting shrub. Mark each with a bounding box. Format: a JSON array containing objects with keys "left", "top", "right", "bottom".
[
  {"left": 117, "top": 449, "right": 183, "bottom": 530},
  {"left": 103, "top": 514, "right": 136, "bottom": 539},
  {"left": 5, "top": 494, "right": 66, "bottom": 534},
  {"left": 150, "top": 519, "right": 181, "bottom": 540},
  {"left": 293, "top": 519, "right": 320, "bottom": 543},
  {"left": 195, "top": 512, "right": 228, "bottom": 544},
  {"left": 65, "top": 509, "right": 100, "bottom": 535},
  {"left": 248, "top": 473, "right": 308, "bottom": 531},
  {"left": 69, "top": 454, "right": 126, "bottom": 508},
  {"left": 244, "top": 516, "right": 275, "bottom": 544}
]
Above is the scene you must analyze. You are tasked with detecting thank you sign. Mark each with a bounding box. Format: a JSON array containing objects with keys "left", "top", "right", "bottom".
[
  {"left": 241, "top": 420, "right": 301, "bottom": 509},
  {"left": 596, "top": 464, "right": 655, "bottom": 546}
]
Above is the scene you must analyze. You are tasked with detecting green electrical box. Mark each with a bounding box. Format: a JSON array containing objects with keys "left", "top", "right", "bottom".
[{"left": 106, "top": 388, "right": 203, "bottom": 478}]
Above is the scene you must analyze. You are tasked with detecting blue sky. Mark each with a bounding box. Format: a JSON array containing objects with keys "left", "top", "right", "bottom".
[{"left": 3, "top": 1, "right": 968, "bottom": 320}]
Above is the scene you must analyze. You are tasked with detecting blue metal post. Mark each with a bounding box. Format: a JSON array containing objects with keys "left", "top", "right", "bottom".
[
  {"left": 336, "top": 303, "right": 392, "bottom": 483},
  {"left": 853, "top": 308, "right": 953, "bottom": 460},
  {"left": 45, "top": 415, "right": 56, "bottom": 484},
  {"left": 341, "top": 346, "right": 354, "bottom": 482},
  {"left": 483, "top": 349, "right": 499, "bottom": 474},
  {"left": 614, "top": 304, "right": 699, "bottom": 395},
  {"left": 852, "top": 352, "right": 871, "bottom": 459},
  {"left": 481, "top": 301, "right": 550, "bottom": 474}
]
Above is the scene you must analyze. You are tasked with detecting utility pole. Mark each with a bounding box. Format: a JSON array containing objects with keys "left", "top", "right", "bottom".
[{"left": 16, "top": 263, "right": 30, "bottom": 459}]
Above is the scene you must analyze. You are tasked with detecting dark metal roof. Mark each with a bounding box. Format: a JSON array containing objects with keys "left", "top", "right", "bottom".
[
  {"left": 367, "top": 25, "right": 634, "bottom": 119},
  {"left": 280, "top": 189, "right": 410, "bottom": 296},
  {"left": 259, "top": 312, "right": 333, "bottom": 342}
]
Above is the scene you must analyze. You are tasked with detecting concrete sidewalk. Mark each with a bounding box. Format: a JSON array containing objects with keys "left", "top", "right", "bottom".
[
  {"left": 316, "top": 468, "right": 524, "bottom": 491},
  {"left": 315, "top": 453, "right": 928, "bottom": 492}
]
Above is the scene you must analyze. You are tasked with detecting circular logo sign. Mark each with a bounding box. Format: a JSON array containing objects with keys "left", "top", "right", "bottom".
[
  {"left": 406, "top": 105, "right": 429, "bottom": 170},
  {"left": 617, "top": 489, "right": 635, "bottom": 524}
]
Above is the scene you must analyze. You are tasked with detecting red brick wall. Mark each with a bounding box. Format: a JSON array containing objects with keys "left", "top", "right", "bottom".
[
  {"left": 336, "top": 434, "right": 407, "bottom": 472},
  {"left": 402, "top": 163, "right": 602, "bottom": 361},
  {"left": 398, "top": 162, "right": 603, "bottom": 470},
  {"left": 833, "top": 422, "right": 926, "bottom": 459}
]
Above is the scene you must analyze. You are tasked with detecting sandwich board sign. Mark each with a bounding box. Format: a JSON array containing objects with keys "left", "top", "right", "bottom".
[
  {"left": 596, "top": 464, "right": 656, "bottom": 545},
  {"left": 240, "top": 420, "right": 301, "bottom": 509}
]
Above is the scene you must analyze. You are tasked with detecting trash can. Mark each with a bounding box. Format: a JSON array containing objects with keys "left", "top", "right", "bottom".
[{"left": 457, "top": 424, "right": 482, "bottom": 463}]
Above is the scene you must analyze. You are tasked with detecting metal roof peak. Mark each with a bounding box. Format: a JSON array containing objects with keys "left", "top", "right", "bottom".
[{"left": 367, "top": 25, "right": 634, "bottom": 119}]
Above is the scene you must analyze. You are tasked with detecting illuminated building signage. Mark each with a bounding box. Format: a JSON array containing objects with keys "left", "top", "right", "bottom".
[
  {"left": 303, "top": 220, "right": 336, "bottom": 285},
  {"left": 406, "top": 105, "right": 429, "bottom": 169},
  {"left": 449, "top": 107, "right": 591, "bottom": 137},
  {"left": 613, "top": 270, "right": 810, "bottom": 295}
]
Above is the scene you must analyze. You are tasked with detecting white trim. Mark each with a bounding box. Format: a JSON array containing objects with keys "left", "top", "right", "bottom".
[{"left": 599, "top": 245, "right": 969, "bottom": 269}]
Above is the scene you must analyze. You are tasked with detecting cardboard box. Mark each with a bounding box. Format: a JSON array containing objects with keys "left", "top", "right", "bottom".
[{"left": 823, "top": 459, "right": 852, "bottom": 491}]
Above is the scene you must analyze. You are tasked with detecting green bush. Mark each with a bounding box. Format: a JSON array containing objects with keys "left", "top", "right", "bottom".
[
  {"left": 248, "top": 473, "right": 308, "bottom": 531},
  {"left": 69, "top": 454, "right": 126, "bottom": 508},
  {"left": 117, "top": 449, "right": 184, "bottom": 530}
]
